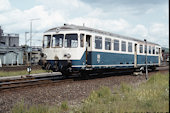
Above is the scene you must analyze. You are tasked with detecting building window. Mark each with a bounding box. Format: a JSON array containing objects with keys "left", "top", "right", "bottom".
[
  {"left": 149, "top": 46, "right": 151, "bottom": 54},
  {"left": 52, "top": 34, "right": 63, "bottom": 47},
  {"left": 65, "top": 34, "right": 78, "bottom": 48},
  {"left": 140, "top": 45, "right": 143, "bottom": 53},
  {"left": 152, "top": 46, "right": 155, "bottom": 54},
  {"left": 105, "top": 38, "right": 111, "bottom": 50},
  {"left": 114, "top": 39, "right": 119, "bottom": 51},
  {"left": 95, "top": 36, "right": 102, "bottom": 49},
  {"left": 121, "top": 41, "right": 126, "bottom": 52},
  {"left": 80, "top": 34, "right": 84, "bottom": 47},
  {"left": 128, "top": 42, "right": 132, "bottom": 52}
]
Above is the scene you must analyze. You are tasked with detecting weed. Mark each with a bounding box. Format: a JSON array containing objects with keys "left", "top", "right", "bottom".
[
  {"left": 60, "top": 101, "right": 69, "bottom": 111},
  {"left": 11, "top": 72, "right": 169, "bottom": 113}
]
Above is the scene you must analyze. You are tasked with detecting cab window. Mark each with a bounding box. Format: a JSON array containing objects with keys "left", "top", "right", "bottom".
[
  {"left": 52, "top": 34, "right": 64, "bottom": 47},
  {"left": 65, "top": 34, "right": 78, "bottom": 48},
  {"left": 43, "top": 35, "right": 51, "bottom": 48}
]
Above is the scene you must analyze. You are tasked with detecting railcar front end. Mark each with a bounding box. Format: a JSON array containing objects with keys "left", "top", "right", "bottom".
[{"left": 41, "top": 31, "right": 87, "bottom": 75}]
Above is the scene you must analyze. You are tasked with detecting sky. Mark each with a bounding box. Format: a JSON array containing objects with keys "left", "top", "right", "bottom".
[{"left": 0, "top": 0, "right": 169, "bottom": 47}]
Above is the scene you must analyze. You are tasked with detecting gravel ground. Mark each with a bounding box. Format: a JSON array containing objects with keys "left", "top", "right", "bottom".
[{"left": 0, "top": 69, "right": 169, "bottom": 113}]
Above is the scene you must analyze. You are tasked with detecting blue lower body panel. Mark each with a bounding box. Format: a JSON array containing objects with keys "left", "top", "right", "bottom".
[
  {"left": 137, "top": 55, "right": 158, "bottom": 64},
  {"left": 46, "top": 51, "right": 159, "bottom": 71}
]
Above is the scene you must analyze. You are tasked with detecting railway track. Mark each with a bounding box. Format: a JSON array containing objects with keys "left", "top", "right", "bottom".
[
  {"left": 0, "top": 74, "right": 74, "bottom": 91},
  {"left": 0, "top": 66, "right": 169, "bottom": 91}
]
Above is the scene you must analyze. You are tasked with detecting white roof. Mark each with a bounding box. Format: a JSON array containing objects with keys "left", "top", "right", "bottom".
[{"left": 45, "top": 24, "right": 160, "bottom": 46}]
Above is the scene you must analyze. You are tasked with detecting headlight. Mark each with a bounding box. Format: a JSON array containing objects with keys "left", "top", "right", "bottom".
[{"left": 64, "top": 53, "right": 71, "bottom": 58}]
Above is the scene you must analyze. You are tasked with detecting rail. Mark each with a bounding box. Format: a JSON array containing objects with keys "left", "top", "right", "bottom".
[
  {"left": 0, "top": 74, "right": 74, "bottom": 90},
  {"left": 0, "top": 66, "right": 168, "bottom": 91}
]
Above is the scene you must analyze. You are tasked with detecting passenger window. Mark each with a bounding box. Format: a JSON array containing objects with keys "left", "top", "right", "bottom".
[
  {"left": 149, "top": 46, "right": 151, "bottom": 54},
  {"left": 144, "top": 45, "right": 147, "bottom": 53},
  {"left": 140, "top": 45, "right": 143, "bottom": 53},
  {"left": 121, "top": 41, "right": 126, "bottom": 52},
  {"left": 95, "top": 36, "right": 102, "bottom": 49},
  {"left": 152, "top": 46, "right": 155, "bottom": 54},
  {"left": 128, "top": 42, "right": 132, "bottom": 52},
  {"left": 105, "top": 38, "right": 111, "bottom": 50},
  {"left": 156, "top": 47, "right": 159, "bottom": 54},
  {"left": 114, "top": 39, "right": 119, "bottom": 51},
  {"left": 52, "top": 34, "right": 63, "bottom": 47},
  {"left": 80, "top": 34, "right": 84, "bottom": 47}
]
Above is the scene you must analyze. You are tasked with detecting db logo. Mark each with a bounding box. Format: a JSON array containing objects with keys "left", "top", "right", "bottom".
[{"left": 97, "top": 54, "right": 100, "bottom": 63}]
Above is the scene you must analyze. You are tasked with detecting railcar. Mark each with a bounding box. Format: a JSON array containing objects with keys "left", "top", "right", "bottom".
[{"left": 41, "top": 24, "right": 162, "bottom": 76}]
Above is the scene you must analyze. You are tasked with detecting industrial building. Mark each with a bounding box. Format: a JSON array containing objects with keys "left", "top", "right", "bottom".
[
  {"left": 0, "top": 26, "right": 23, "bottom": 66},
  {"left": 0, "top": 27, "right": 19, "bottom": 47},
  {"left": 0, "top": 26, "right": 42, "bottom": 67}
]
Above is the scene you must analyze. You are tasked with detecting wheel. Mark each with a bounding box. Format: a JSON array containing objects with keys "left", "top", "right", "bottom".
[
  {"left": 150, "top": 66, "right": 156, "bottom": 71},
  {"left": 61, "top": 71, "right": 69, "bottom": 79},
  {"left": 80, "top": 71, "right": 89, "bottom": 79},
  {"left": 45, "top": 63, "right": 51, "bottom": 72},
  {"left": 52, "top": 65, "right": 58, "bottom": 72}
]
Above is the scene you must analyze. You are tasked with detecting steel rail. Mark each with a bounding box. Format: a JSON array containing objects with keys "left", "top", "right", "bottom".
[
  {"left": 0, "top": 66, "right": 168, "bottom": 90},
  {"left": 0, "top": 75, "right": 72, "bottom": 90}
]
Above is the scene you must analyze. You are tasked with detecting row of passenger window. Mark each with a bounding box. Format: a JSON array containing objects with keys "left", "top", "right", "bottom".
[
  {"left": 94, "top": 36, "right": 159, "bottom": 55},
  {"left": 139, "top": 44, "right": 159, "bottom": 55},
  {"left": 95, "top": 36, "right": 133, "bottom": 52}
]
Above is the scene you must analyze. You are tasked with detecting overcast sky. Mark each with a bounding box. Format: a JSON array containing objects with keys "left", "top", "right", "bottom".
[{"left": 0, "top": 0, "right": 169, "bottom": 47}]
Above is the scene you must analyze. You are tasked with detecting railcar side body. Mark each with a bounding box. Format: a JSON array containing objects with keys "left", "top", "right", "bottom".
[{"left": 41, "top": 24, "right": 161, "bottom": 75}]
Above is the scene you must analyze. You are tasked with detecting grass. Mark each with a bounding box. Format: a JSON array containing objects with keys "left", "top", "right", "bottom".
[
  {"left": 76, "top": 72, "right": 169, "bottom": 113},
  {"left": 0, "top": 69, "right": 50, "bottom": 77},
  {"left": 11, "top": 72, "right": 169, "bottom": 113},
  {"left": 11, "top": 101, "right": 69, "bottom": 113},
  {"left": 11, "top": 101, "right": 49, "bottom": 113}
]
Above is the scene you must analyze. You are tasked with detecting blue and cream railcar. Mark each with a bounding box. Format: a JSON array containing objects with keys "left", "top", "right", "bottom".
[{"left": 41, "top": 24, "right": 161, "bottom": 75}]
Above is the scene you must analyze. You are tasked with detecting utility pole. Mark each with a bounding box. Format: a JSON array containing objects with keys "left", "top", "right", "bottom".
[
  {"left": 144, "top": 39, "right": 148, "bottom": 80},
  {"left": 28, "top": 18, "right": 40, "bottom": 75},
  {"left": 25, "top": 32, "right": 29, "bottom": 46},
  {"left": 25, "top": 32, "right": 29, "bottom": 65}
]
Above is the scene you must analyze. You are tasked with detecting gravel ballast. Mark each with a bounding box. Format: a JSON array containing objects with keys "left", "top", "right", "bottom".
[{"left": 0, "top": 70, "right": 168, "bottom": 113}]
